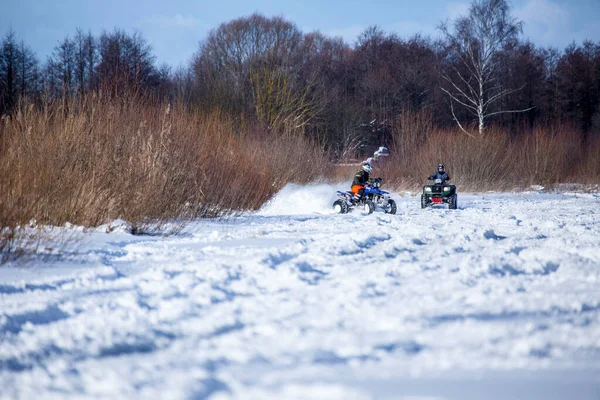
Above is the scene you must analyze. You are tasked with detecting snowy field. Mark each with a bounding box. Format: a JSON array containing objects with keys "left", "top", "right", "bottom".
[{"left": 1, "top": 184, "right": 599, "bottom": 400}]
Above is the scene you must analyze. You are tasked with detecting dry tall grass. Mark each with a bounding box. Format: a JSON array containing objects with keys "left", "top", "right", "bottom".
[
  {"left": 572, "top": 135, "right": 600, "bottom": 184},
  {"left": 382, "top": 125, "right": 598, "bottom": 191},
  {"left": 336, "top": 109, "right": 598, "bottom": 192},
  {"left": 1, "top": 95, "right": 598, "bottom": 260},
  {"left": 0, "top": 94, "right": 328, "bottom": 258}
]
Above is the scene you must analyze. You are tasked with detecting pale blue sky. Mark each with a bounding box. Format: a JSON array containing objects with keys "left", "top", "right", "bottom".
[{"left": 1, "top": 0, "right": 598, "bottom": 67}]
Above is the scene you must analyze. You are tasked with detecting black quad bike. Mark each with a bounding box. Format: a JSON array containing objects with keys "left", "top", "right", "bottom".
[{"left": 421, "top": 179, "right": 457, "bottom": 209}]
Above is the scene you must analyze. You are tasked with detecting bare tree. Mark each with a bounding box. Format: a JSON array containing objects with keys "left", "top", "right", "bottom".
[
  {"left": 192, "top": 13, "right": 317, "bottom": 133},
  {"left": 439, "top": 0, "right": 530, "bottom": 135},
  {"left": 0, "top": 30, "right": 18, "bottom": 114},
  {"left": 73, "top": 28, "right": 97, "bottom": 95},
  {"left": 96, "top": 30, "right": 158, "bottom": 95},
  {"left": 0, "top": 31, "right": 39, "bottom": 114},
  {"left": 49, "top": 37, "right": 76, "bottom": 99},
  {"left": 555, "top": 41, "right": 600, "bottom": 137},
  {"left": 17, "top": 41, "right": 39, "bottom": 99},
  {"left": 85, "top": 32, "right": 97, "bottom": 92}
]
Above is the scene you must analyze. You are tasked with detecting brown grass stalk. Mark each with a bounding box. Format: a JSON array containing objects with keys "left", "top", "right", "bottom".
[{"left": 0, "top": 93, "right": 328, "bottom": 260}]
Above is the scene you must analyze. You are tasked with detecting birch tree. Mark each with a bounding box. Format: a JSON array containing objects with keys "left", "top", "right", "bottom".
[{"left": 439, "top": 0, "right": 530, "bottom": 135}]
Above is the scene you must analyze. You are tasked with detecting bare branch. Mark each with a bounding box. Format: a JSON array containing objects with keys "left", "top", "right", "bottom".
[
  {"left": 440, "top": 72, "right": 478, "bottom": 109},
  {"left": 450, "top": 101, "right": 475, "bottom": 137},
  {"left": 440, "top": 86, "right": 478, "bottom": 114},
  {"left": 486, "top": 107, "right": 533, "bottom": 117},
  {"left": 484, "top": 84, "right": 526, "bottom": 108},
  {"left": 449, "top": 64, "right": 479, "bottom": 99}
]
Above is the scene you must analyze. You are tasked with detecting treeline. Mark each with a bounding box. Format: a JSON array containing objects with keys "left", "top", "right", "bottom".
[
  {"left": 0, "top": 28, "right": 170, "bottom": 109},
  {"left": 1, "top": 12, "right": 600, "bottom": 152}
]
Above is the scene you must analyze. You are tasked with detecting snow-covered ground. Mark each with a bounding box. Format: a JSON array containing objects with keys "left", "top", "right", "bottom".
[{"left": 1, "top": 184, "right": 600, "bottom": 400}]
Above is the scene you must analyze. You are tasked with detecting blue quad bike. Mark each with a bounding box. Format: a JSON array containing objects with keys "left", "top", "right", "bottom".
[{"left": 333, "top": 178, "right": 397, "bottom": 215}]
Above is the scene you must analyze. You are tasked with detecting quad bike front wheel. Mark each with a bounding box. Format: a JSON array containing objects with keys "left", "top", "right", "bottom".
[
  {"left": 333, "top": 199, "right": 349, "bottom": 214},
  {"left": 385, "top": 199, "right": 397, "bottom": 214},
  {"left": 421, "top": 194, "right": 428, "bottom": 209},
  {"left": 364, "top": 200, "right": 375, "bottom": 214},
  {"left": 449, "top": 194, "right": 457, "bottom": 210}
]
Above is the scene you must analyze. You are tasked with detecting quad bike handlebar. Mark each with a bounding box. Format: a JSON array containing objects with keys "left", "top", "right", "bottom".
[{"left": 368, "top": 177, "right": 383, "bottom": 188}]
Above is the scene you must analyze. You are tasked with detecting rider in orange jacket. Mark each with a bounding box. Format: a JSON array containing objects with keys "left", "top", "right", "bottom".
[{"left": 351, "top": 163, "right": 372, "bottom": 203}]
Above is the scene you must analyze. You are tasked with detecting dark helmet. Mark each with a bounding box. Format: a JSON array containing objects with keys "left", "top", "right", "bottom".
[{"left": 437, "top": 163, "right": 445, "bottom": 173}]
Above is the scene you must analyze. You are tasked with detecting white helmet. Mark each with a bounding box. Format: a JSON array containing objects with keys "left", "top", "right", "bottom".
[{"left": 362, "top": 163, "right": 372, "bottom": 173}]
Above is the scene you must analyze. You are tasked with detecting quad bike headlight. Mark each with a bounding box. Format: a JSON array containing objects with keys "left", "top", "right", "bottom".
[
  {"left": 425, "top": 187, "right": 432, "bottom": 193},
  {"left": 443, "top": 187, "right": 450, "bottom": 192}
]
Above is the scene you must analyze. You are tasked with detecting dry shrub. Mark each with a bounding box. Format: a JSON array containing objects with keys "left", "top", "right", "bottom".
[
  {"left": 510, "top": 124, "right": 583, "bottom": 186},
  {"left": 0, "top": 93, "right": 327, "bottom": 256},
  {"left": 328, "top": 107, "right": 431, "bottom": 189},
  {"left": 330, "top": 164, "right": 361, "bottom": 184},
  {"left": 419, "top": 129, "right": 513, "bottom": 190},
  {"left": 391, "top": 106, "right": 432, "bottom": 161},
  {"left": 574, "top": 134, "right": 600, "bottom": 184},
  {"left": 382, "top": 120, "right": 593, "bottom": 191},
  {"left": 257, "top": 135, "right": 329, "bottom": 184},
  {"left": 383, "top": 128, "right": 512, "bottom": 191}
]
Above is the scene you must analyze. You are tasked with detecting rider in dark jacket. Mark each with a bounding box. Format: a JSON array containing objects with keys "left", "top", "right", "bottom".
[
  {"left": 351, "top": 163, "right": 372, "bottom": 202},
  {"left": 429, "top": 163, "right": 450, "bottom": 184}
]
